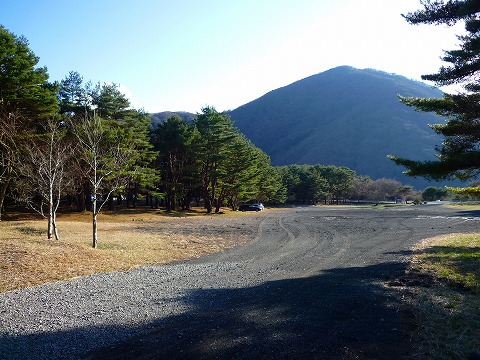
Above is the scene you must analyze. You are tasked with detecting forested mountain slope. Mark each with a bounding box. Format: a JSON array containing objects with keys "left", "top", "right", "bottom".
[{"left": 228, "top": 66, "right": 451, "bottom": 189}]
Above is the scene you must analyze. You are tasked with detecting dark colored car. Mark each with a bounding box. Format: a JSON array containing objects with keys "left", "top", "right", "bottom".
[{"left": 239, "top": 203, "right": 264, "bottom": 212}]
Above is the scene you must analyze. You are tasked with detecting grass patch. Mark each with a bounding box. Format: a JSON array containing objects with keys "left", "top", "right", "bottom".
[
  {"left": 406, "top": 233, "right": 480, "bottom": 359},
  {"left": 444, "top": 201, "right": 480, "bottom": 211},
  {"left": 0, "top": 208, "right": 259, "bottom": 293},
  {"left": 414, "top": 234, "right": 479, "bottom": 293}
]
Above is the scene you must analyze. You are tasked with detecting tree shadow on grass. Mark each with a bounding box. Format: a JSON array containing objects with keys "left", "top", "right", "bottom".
[
  {"left": 414, "top": 245, "right": 479, "bottom": 292},
  {"left": 0, "top": 263, "right": 415, "bottom": 360}
]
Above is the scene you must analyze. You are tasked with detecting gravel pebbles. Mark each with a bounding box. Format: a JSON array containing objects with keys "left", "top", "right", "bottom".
[{"left": 0, "top": 261, "right": 261, "bottom": 360}]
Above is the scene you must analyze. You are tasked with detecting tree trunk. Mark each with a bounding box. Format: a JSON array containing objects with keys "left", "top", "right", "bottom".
[
  {"left": 92, "top": 198, "right": 98, "bottom": 249},
  {"left": 107, "top": 194, "right": 115, "bottom": 211},
  {"left": 0, "top": 175, "right": 10, "bottom": 221},
  {"left": 47, "top": 184, "right": 54, "bottom": 240},
  {"left": 133, "top": 182, "right": 139, "bottom": 208},
  {"left": 205, "top": 194, "right": 213, "bottom": 213},
  {"left": 171, "top": 190, "right": 176, "bottom": 211},
  {"left": 126, "top": 188, "right": 131, "bottom": 208},
  {"left": 52, "top": 212, "right": 59, "bottom": 240}
]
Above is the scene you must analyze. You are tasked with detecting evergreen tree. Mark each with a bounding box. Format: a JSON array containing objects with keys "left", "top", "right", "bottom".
[
  {"left": 0, "top": 26, "right": 58, "bottom": 219},
  {"left": 216, "top": 134, "right": 264, "bottom": 212},
  {"left": 253, "top": 152, "right": 286, "bottom": 205},
  {"left": 153, "top": 115, "right": 192, "bottom": 211},
  {"left": 194, "top": 106, "right": 237, "bottom": 213},
  {"left": 58, "top": 71, "right": 90, "bottom": 115},
  {"left": 389, "top": 1, "right": 480, "bottom": 181}
]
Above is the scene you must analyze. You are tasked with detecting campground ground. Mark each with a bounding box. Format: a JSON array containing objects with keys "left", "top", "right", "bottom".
[{"left": 0, "top": 204, "right": 478, "bottom": 359}]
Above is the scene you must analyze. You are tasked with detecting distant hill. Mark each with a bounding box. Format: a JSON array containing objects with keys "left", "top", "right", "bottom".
[
  {"left": 228, "top": 66, "right": 457, "bottom": 189},
  {"left": 150, "top": 111, "right": 196, "bottom": 127}
]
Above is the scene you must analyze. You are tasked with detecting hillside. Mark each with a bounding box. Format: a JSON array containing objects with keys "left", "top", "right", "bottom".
[{"left": 228, "top": 66, "right": 455, "bottom": 189}]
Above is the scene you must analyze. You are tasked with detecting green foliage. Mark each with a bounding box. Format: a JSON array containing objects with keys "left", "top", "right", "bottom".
[
  {"left": 277, "top": 164, "right": 355, "bottom": 204},
  {"left": 58, "top": 71, "right": 89, "bottom": 115},
  {"left": 150, "top": 108, "right": 283, "bottom": 212},
  {"left": 391, "top": 1, "right": 480, "bottom": 182},
  {"left": 193, "top": 106, "right": 238, "bottom": 213},
  {"left": 422, "top": 186, "right": 449, "bottom": 201},
  {"left": 153, "top": 115, "right": 193, "bottom": 211},
  {"left": 0, "top": 26, "right": 58, "bottom": 120},
  {"left": 92, "top": 83, "right": 131, "bottom": 120},
  {"left": 0, "top": 26, "right": 58, "bottom": 220}
]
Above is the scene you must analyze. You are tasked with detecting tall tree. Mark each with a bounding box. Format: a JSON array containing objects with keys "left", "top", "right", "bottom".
[
  {"left": 91, "top": 82, "right": 130, "bottom": 120},
  {"left": 0, "top": 26, "right": 58, "bottom": 219},
  {"left": 251, "top": 151, "right": 286, "bottom": 205},
  {"left": 58, "top": 71, "right": 90, "bottom": 115},
  {"left": 317, "top": 165, "right": 355, "bottom": 204},
  {"left": 350, "top": 175, "right": 373, "bottom": 202},
  {"left": 153, "top": 115, "right": 192, "bottom": 211},
  {"left": 194, "top": 106, "right": 237, "bottom": 213},
  {"left": 74, "top": 112, "right": 135, "bottom": 248},
  {"left": 215, "top": 133, "right": 264, "bottom": 212},
  {"left": 389, "top": 1, "right": 480, "bottom": 181},
  {"left": 92, "top": 83, "right": 156, "bottom": 208}
]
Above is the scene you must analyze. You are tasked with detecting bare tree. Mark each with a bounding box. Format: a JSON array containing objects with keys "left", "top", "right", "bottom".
[
  {"left": 367, "top": 178, "right": 402, "bottom": 203},
  {"left": 15, "top": 119, "right": 75, "bottom": 239},
  {"left": 73, "top": 112, "right": 134, "bottom": 248}
]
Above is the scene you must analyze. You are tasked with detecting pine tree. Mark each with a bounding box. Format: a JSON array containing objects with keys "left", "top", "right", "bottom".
[
  {"left": 194, "top": 106, "right": 237, "bottom": 213},
  {"left": 0, "top": 26, "right": 58, "bottom": 219},
  {"left": 389, "top": 1, "right": 480, "bottom": 181}
]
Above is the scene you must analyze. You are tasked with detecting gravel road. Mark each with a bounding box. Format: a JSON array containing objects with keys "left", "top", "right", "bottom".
[{"left": 1, "top": 204, "right": 478, "bottom": 359}]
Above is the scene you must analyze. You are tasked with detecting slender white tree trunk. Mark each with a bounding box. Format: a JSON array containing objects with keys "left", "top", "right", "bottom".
[
  {"left": 53, "top": 212, "right": 59, "bottom": 240},
  {"left": 92, "top": 195, "right": 98, "bottom": 248},
  {"left": 48, "top": 186, "right": 54, "bottom": 240}
]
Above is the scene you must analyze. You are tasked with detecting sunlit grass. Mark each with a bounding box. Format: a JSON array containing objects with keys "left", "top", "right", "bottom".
[
  {"left": 444, "top": 201, "right": 480, "bottom": 211},
  {"left": 408, "top": 233, "right": 480, "bottom": 359},
  {"left": 414, "top": 233, "right": 479, "bottom": 293}
]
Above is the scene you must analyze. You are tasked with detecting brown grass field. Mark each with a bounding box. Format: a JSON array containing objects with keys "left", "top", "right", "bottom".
[{"left": 0, "top": 208, "right": 260, "bottom": 293}]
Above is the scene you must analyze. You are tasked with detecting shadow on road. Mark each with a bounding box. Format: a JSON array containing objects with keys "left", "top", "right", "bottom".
[
  {"left": 0, "top": 261, "right": 416, "bottom": 360},
  {"left": 453, "top": 209, "right": 480, "bottom": 218}
]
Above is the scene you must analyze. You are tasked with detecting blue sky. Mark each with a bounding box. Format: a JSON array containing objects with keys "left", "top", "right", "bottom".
[{"left": 2, "top": 0, "right": 463, "bottom": 113}]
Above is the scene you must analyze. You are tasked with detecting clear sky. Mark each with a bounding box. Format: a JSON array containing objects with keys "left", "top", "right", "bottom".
[{"left": 2, "top": 0, "right": 463, "bottom": 113}]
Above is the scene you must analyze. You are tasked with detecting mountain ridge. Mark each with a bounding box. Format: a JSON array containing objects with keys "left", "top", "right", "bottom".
[
  {"left": 150, "top": 66, "right": 458, "bottom": 189},
  {"left": 228, "top": 66, "right": 454, "bottom": 189}
]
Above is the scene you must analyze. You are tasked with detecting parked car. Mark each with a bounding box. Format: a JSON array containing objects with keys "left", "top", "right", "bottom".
[{"left": 239, "top": 203, "right": 264, "bottom": 212}]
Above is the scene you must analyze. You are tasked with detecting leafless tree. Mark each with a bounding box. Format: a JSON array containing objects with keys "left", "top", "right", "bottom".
[
  {"left": 367, "top": 178, "right": 402, "bottom": 203},
  {"left": 15, "top": 119, "right": 75, "bottom": 239},
  {"left": 73, "top": 112, "right": 134, "bottom": 248}
]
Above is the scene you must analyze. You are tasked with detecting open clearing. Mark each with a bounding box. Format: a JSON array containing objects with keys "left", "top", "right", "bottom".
[
  {"left": 0, "top": 204, "right": 478, "bottom": 359},
  {"left": 0, "top": 208, "right": 263, "bottom": 293}
]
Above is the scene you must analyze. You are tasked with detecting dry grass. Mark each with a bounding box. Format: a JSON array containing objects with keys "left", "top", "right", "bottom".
[
  {"left": 404, "top": 233, "right": 480, "bottom": 360},
  {"left": 0, "top": 208, "right": 260, "bottom": 293}
]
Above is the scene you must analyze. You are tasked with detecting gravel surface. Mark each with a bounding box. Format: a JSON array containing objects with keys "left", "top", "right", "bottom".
[{"left": 1, "top": 204, "right": 478, "bottom": 359}]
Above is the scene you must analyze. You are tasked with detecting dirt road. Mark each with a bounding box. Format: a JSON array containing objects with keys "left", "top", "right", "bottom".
[
  {"left": 1, "top": 204, "right": 478, "bottom": 359},
  {"left": 84, "top": 204, "right": 478, "bottom": 359}
]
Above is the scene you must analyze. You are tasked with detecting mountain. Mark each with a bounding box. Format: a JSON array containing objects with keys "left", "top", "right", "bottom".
[{"left": 228, "top": 66, "right": 456, "bottom": 189}]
